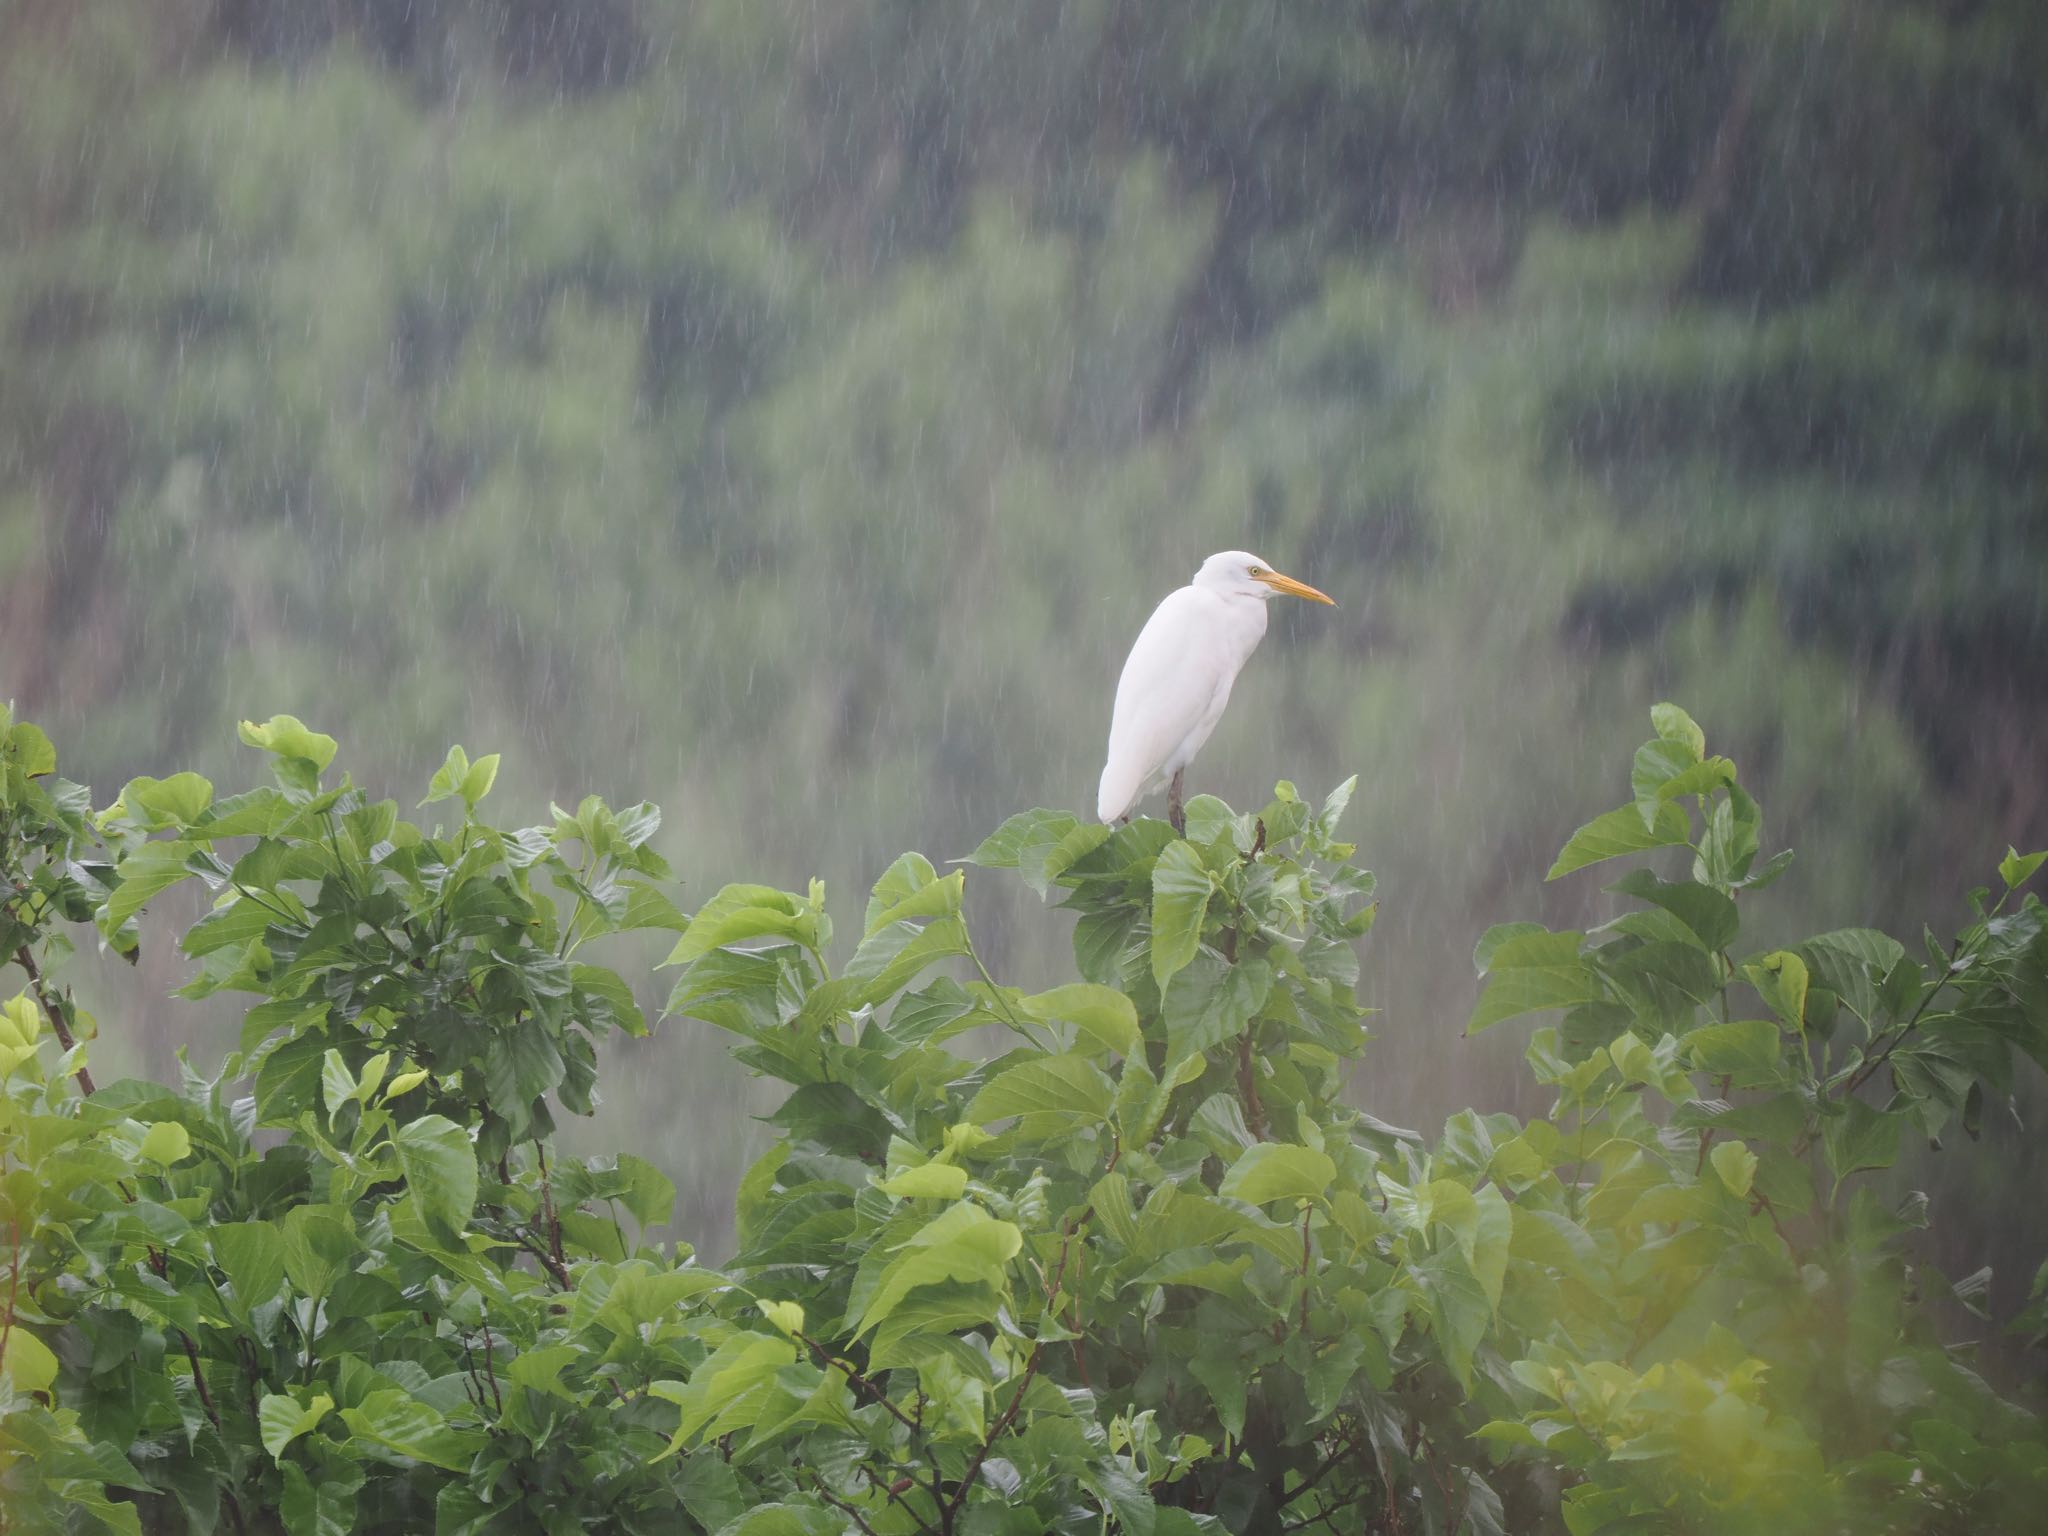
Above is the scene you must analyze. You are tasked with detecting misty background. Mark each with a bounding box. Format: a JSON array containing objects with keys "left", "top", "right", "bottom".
[{"left": 3, "top": 1, "right": 2044, "bottom": 1292}]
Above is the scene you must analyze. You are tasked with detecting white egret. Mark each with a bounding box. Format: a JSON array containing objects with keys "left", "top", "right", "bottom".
[{"left": 1096, "top": 550, "right": 1335, "bottom": 830}]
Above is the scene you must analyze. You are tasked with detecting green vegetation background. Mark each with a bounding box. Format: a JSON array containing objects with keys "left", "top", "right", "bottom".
[{"left": 2, "top": 1, "right": 2043, "bottom": 1285}]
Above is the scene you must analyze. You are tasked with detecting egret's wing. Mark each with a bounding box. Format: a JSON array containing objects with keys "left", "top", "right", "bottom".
[{"left": 1096, "top": 589, "right": 1230, "bottom": 821}]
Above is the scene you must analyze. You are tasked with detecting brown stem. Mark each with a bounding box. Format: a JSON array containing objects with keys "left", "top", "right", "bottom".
[
  {"left": 1276, "top": 1425, "right": 1356, "bottom": 1509},
  {"left": 481, "top": 1322, "right": 503, "bottom": 1415},
  {"left": 1299, "top": 1206, "right": 1313, "bottom": 1334},
  {"left": 0, "top": 1217, "right": 19, "bottom": 1393},
  {"left": 797, "top": 1334, "right": 922, "bottom": 1435},
  {"left": 814, "top": 1483, "right": 886, "bottom": 1536},
  {"left": 1237, "top": 1035, "right": 1267, "bottom": 1140},
  {"left": 12, "top": 945, "right": 94, "bottom": 1094}
]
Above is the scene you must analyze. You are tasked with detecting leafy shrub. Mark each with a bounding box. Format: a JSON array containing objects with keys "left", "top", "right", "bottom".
[{"left": 1, "top": 701, "right": 2043, "bottom": 1533}]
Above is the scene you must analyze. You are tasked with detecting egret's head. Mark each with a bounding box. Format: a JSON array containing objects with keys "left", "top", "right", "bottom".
[{"left": 1194, "top": 550, "right": 1336, "bottom": 606}]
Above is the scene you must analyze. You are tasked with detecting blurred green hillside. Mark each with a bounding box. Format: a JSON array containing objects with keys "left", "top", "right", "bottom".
[{"left": 3, "top": 0, "right": 2044, "bottom": 1266}]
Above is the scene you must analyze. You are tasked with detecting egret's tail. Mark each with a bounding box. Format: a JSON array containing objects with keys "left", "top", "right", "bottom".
[{"left": 1096, "top": 759, "right": 1142, "bottom": 824}]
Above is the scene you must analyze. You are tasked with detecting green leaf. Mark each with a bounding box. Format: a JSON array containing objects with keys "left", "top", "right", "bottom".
[
  {"left": 664, "top": 884, "right": 822, "bottom": 965},
  {"left": 1163, "top": 954, "right": 1272, "bottom": 1068},
  {"left": 878, "top": 1163, "right": 969, "bottom": 1200},
  {"left": 1823, "top": 1098, "right": 1902, "bottom": 1185},
  {"left": 1744, "top": 951, "right": 1810, "bottom": 1031},
  {"left": 1473, "top": 922, "right": 1547, "bottom": 975},
  {"left": 2000, "top": 847, "right": 2047, "bottom": 890},
  {"left": 120, "top": 772, "right": 215, "bottom": 829},
  {"left": 1608, "top": 870, "right": 1739, "bottom": 952},
  {"left": 138, "top": 1120, "right": 192, "bottom": 1165},
  {"left": 259, "top": 1393, "right": 334, "bottom": 1460},
  {"left": 1548, "top": 802, "right": 1690, "bottom": 880},
  {"left": 966, "top": 1054, "right": 1115, "bottom": 1136},
  {"left": 1650, "top": 703, "right": 1707, "bottom": 758},
  {"left": 212, "top": 1222, "right": 288, "bottom": 1311},
  {"left": 320, "top": 1049, "right": 356, "bottom": 1119},
  {"left": 855, "top": 1201, "right": 1022, "bottom": 1341},
  {"left": 1150, "top": 840, "right": 1213, "bottom": 990},
  {"left": 421, "top": 745, "right": 471, "bottom": 806},
  {"left": 4, "top": 720, "right": 57, "bottom": 778},
  {"left": 281, "top": 1205, "right": 359, "bottom": 1298},
  {"left": 339, "top": 1390, "right": 481, "bottom": 1470},
  {"left": 281, "top": 1460, "right": 362, "bottom": 1536},
  {"left": 1682, "top": 1018, "right": 1784, "bottom": 1079},
  {"left": 459, "top": 752, "right": 499, "bottom": 807},
  {"left": 1710, "top": 1139, "right": 1758, "bottom": 1198},
  {"left": 1417, "top": 1246, "right": 1490, "bottom": 1389},
  {"left": 1468, "top": 929, "right": 1598, "bottom": 1033},
  {"left": 1020, "top": 983, "right": 1140, "bottom": 1057},
  {"left": 1218, "top": 1143, "right": 1336, "bottom": 1206},
  {"left": 238, "top": 714, "right": 338, "bottom": 775},
  {"left": 0, "top": 1324, "right": 58, "bottom": 1393},
  {"left": 394, "top": 1115, "right": 478, "bottom": 1238},
  {"left": 104, "top": 840, "right": 200, "bottom": 931},
  {"left": 862, "top": 855, "right": 962, "bottom": 934},
  {"left": 965, "top": 808, "right": 1079, "bottom": 869}
]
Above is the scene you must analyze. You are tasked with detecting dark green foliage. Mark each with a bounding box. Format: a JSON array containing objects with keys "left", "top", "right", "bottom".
[{"left": 3, "top": 705, "right": 2044, "bottom": 1532}]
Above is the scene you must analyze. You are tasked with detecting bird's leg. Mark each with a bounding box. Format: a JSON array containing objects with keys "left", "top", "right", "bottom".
[{"left": 1168, "top": 767, "right": 1186, "bottom": 837}]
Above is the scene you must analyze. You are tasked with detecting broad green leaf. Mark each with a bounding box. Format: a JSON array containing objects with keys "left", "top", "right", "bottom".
[
  {"left": 119, "top": 773, "right": 214, "bottom": 829},
  {"left": 1823, "top": 1097, "right": 1902, "bottom": 1185},
  {"left": 1021, "top": 983, "right": 1140, "bottom": 1057},
  {"left": 1650, "top": 703, "right": 1707, "bottom": 758},
  {"left": 965, "top": 808, "right": 1079, "bottom": 870},
  {"left": 239, "top": 715, "right": 338, "bottom": 790},
  {"left": 1163, "top": 954, "right": 1272, "bottom": 1067},
  {"left": 1417, "top": 1246, "right": 1490, "bottom": 1388},
  {"left": 1696, "top": 783, "right": 1764, "bottom": 887},
  {"left": 212, "top": 1222, "right": 288, "bottom": 1311},
  {"left": 664, "top": 884, "right": 821, "bottom": 965},
  {"left": 1218, "top": 1142, "right": 1335, "bottom": 1206},
  {"left": 867, "top": 867, "right": 965, "bottom": 931},
  {"left": 1710, "top": 1139, "right": 1758, "bottom": 1198},
  {"left": 281, "top": 1205, "right": 359, "bottom": 1298},
  {"left": 966, "top": 1053, "right": 1115, "bottom": 1133},
  {"left": 1150, "top": 840, "right": 1213, "bottom": 989},
  {"left": 1682, "top": 1018, "right": 1784, "bottom": 1079},
  {"left": 857, "top": 1202, "right": 1022, "bottom": 1341},
  {"left": 4, "top": 720, "right": 57, "bottom": 778},
  {"left": 1470, "top": 1183, "right": 1512, "bottom": 1310},
  {"left": 504, "top": 1345, "right": 582, "bottom": 1401},
  {"left": 104, "top": 840, "right": 200, "bottom": 931},
  {"left": 2000, "top": 846, "right": 2047, "bottom": 890},
  {"left": 259, "top": 1393, "right": 334, "bottom": 1459},
  {"left": 137, "top": 1120, "right": 192, "bottom": 1165},
  {"left": 0, "top": 1325, "right": 58, "bottom": 1393},
  {"left": 459, "top": 752, "right": 499, "bottom": 807},
  {"left": 1468, "top": 929, "right": 1598, "bottom": 1033},
  {"left": 339, "top": 1390, "right": 481, "bottom": 1470},
  {"left": 1608, "top": 870, "right": 1739, "bottom": 952},
  {"left": 280, "top": 1461, "right": 361, "bottom": 1536},
  {"left": 1549, "top": 801, "right": 1691, "bottom": 880},
  {"left": 1473, "top": 922, "right": 1547, "bottom": 975},
  {"left": 1744, "top": 951, "right": 1810, "bottom": 1031},
  {"left": 757, "top": 1300, "right": 805, "bottom": 1338},
  {"left": 878, "top": 1163, "right": 969, "bottom": 1200},
  {"left": 320, "top": 1049, "right": 356, "bottom": 1119},
  {"left": 394, "top": 1115, "right": 478, "bottom": 1237}
]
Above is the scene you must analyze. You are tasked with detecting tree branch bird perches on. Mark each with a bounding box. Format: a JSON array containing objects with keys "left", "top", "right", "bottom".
[{"left": 1096, "top": 550, "right": 1334, "bottom": 834}]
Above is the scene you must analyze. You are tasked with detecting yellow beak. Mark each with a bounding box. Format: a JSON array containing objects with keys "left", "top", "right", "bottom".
[{"left": 1253, "top": 568, "right": 1336, "bottom": 605}]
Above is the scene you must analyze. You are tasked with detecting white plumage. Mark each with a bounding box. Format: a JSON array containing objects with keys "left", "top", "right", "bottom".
[{"left": 1096, "top": 550, "right": 1334, "bottom": 825}]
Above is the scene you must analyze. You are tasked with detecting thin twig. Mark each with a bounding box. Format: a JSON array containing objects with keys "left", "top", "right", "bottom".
[
  {"left": 798, "top": 1333, "right": 922, "bottom": 1434},
  {"left": 12, "top": 945, "right": 94, "bottom": 1094},
  {"left": 813, "top": 1483, "right": 886, "bottom": 1536}
]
